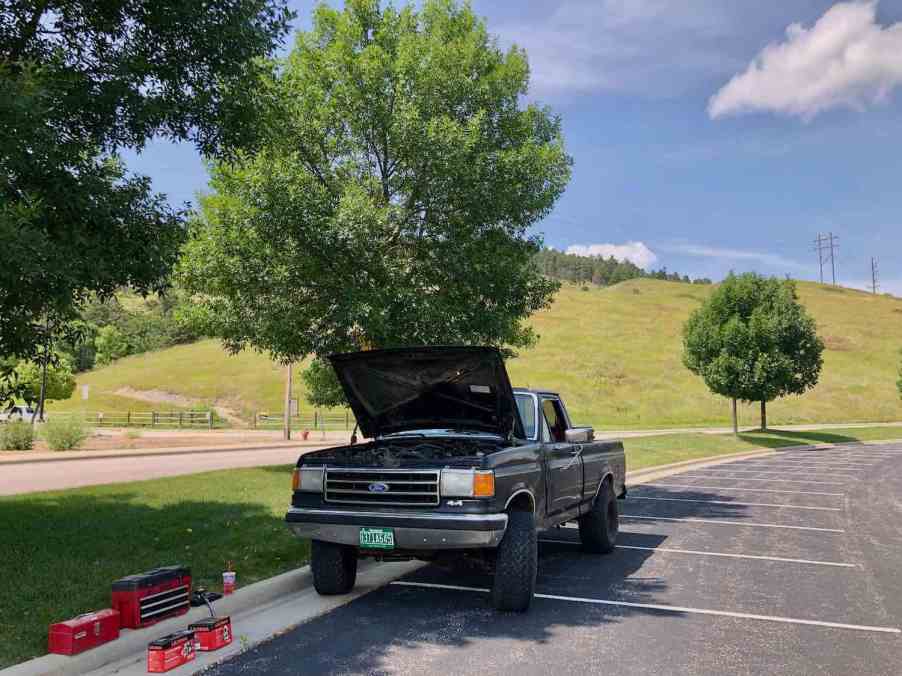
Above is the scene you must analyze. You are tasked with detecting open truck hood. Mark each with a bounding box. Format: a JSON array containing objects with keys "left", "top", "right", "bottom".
[{"left": 328, "top": 346, "right": 524, "bottom": 440}]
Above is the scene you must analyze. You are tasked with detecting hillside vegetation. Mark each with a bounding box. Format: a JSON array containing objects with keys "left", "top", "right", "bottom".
[{"left": 50, "top": 279, "right": 902, "bottom": 429}]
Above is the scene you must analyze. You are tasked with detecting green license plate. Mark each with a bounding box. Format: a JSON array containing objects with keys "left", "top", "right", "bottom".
[{"left": 359, "top": 527, "right": 395, "bottom": 549}]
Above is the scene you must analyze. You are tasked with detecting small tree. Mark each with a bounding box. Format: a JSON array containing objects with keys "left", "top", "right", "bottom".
[
  {"left": 15, "top": 356, "right": 77, "bottom": 416},
  {"left": 179, "top": 0, "right": 570, "bottom": 405},
  {"left": 683, "top": 273, "right": 824, "bottom": 432}
]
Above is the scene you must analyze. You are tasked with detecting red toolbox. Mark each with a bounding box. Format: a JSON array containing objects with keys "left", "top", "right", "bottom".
[
  {"left": 188, "top": 617, "right": 232, "bottom": 651},
  {"left": 48, "top": 609, "right": 120, "bottom": 656},
  {"left": 147, "top": 630, "right": 196, "bottom": 673},
  {"left": 112, "top": 565, "right": 192, "bottom": 629}
]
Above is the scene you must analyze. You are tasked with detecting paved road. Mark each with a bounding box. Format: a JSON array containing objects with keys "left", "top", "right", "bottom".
[
  {"left": 208, "top": 442, "right": 902, "bottom": 676},
  {"left": 0, "top": 446, "right": 314, "bottom": 495}
]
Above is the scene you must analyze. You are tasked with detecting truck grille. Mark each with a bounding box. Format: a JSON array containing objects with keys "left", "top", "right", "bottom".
[{"left": 324, "top": 469, "right": 440, "bottom": 507}]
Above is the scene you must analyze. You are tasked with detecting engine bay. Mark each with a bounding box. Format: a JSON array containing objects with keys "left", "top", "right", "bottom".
[{"left": 304, "top": 435, "right": 508, "bottom": 468}]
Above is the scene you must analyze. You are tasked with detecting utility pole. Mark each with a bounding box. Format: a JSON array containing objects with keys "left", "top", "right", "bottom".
[
  {"left": 813, "top": 232, "right": 839, "bottom": 286},
  {"left": 283, "top": 363, "right": 292, "bottom": 441},
  {"left": 827, "top": 232, "right": 837, "bottom": 286},
  {"left": 813, "top": 233, "right": 826, "bottom": 284},
  {"left": 871, "top": 257, "right": 879, "bottom": 295}
]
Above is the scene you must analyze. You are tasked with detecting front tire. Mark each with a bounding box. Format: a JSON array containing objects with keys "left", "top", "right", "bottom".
[
  {"left": 491, "top": 510, "right": 537, "bottom": 612},
  {"left": 311, "top": 539, "right": 358, "bottom": 595},
  {"left": 578, "top": 480, "right": 619, "bottom": 554}
]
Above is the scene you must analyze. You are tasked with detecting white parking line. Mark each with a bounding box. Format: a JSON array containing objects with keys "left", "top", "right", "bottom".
[
  {"left": 390, "top": 581, "right": 899, "bottom": 634},
  {"left": 628, "top": 496, "right": 842, "bottom": 511},
  {"left": 620, "top": 514, "right": 845, "bottom": 532},
  {"left": 675, "top": 474, "right": 847, "bottom": 485},
  {"left": 738, "top": 459, "right": 875, "bottom": 466},
  {"left": 639, "top": 483, "right": 844, "bottom": 496},
  {"left": 690, "top": 468, "right": 857, "bottom": 479},
  {"left": 538, "top": 540, "right": 858, "bottom": 568}
]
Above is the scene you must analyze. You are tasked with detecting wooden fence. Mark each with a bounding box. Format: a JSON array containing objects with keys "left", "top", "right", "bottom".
[
  {"left": 59, "top": 410, "right": 222, "bottom": 429},
  {"left": 253, "top": 410, "right": 355, "bottom": 431}
]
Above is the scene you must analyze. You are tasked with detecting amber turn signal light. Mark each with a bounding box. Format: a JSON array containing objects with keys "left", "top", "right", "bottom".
[
  {"left": 472, "top": 471, "right": 495, "bottom": 498},
  {"left": 291, "top": 469, "right": 300, "bottom": 491}
]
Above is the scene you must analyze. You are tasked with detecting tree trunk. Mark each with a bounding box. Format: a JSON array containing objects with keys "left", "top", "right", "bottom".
[
  {"left": 731, "top": 398, "right": 738, "bottom": 435},
  {"left": 760, "top": 400, "right": 767, "bottom": 431},
  {"left": 36, "top": 353, "right": 49, "bottom": 423}
]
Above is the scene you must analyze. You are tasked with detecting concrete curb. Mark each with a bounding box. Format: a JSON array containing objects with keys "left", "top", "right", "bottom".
[{"left": 0, "top": 440, "right": 341, "bottom": 466}]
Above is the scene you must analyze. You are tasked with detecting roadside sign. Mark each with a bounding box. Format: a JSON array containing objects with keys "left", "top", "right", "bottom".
[
  {"left": 289, "top": 398, "right": 299, "bottom": 416},
  {"left": 81, "top": 384, "right": 90, "bottom": 400}
]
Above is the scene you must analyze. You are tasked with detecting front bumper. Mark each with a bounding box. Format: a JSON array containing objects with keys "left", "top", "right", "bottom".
[{"left": 285, "top": 507, "right": 508, "bottom": 550}]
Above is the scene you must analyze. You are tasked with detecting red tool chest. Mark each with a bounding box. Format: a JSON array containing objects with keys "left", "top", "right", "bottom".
[
  {"left": 189, "top": 617, "right": 232, "bottom": 651},
  {"left": 48, "top": 609, "right": 120, "bottom": 656},
  {"left": 147, "top": 630, "right": 196, "bottom": 673},
  {"left": 112, "top": 565, "right": 192, "bottom": 629}
]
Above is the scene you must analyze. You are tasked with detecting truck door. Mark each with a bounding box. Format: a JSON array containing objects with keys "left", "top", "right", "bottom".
[{"left": 541, "top": 397, "right": 582, "bottom": 515}]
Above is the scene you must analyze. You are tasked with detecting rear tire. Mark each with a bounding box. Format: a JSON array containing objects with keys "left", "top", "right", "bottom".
[
  {"left": 311, "top": 540, "right": 358, "bottom": 595},
  {"left": 578, "top": 480, "right": 619, "bottom": 554},
  {"left": 491, "top": 510, "right": 537, "bottom": 612}
]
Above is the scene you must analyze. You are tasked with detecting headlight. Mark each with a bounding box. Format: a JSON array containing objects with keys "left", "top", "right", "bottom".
[
  {"left": 441, "top": 469, "right": 495, "bottom": 498},
  {"left": 293, "top": 467, "right": 324, "bottom": 493}
]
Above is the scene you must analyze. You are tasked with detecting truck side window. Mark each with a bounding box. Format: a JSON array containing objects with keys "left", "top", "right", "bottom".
[
  {"left": 515, "top": 394, "right": 537, "bottom": 439},
  {"left": 541, "top": 399, "right": 567, "bottom": 443}
]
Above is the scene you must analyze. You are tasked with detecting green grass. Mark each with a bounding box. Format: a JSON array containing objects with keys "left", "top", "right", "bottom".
[
  {"left": 0, "top": 465, "right": 303, "bottom": 669},
  {"left": 49, "top": 279, "right": 902, "bottom": 429},
  {"left": 624, "top": 426, "right": 902, "bottom": 470}
]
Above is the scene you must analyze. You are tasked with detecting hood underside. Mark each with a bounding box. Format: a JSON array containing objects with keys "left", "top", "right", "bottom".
[{"left": 328, "top": 346, "right": 524, "bottom": 440}]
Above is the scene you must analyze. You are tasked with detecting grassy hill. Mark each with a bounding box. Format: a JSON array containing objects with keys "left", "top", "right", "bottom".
[{"left": 50, "top": 279, "right": 902, "bottom": 429}]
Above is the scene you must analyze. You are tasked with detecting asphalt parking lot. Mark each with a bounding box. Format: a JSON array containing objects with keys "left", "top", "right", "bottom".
[{"left": 207, "top": 443, "right": 902, "bottom": 676}]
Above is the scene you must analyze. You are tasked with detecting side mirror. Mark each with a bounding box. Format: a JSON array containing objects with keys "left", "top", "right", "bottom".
[{"left": 565, "top": 427, "right": 594, "bottom": 443}]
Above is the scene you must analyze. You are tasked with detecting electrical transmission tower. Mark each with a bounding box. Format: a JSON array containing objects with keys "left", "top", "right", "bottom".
[
  {"left": 813, "top": 232, "right": 839, "bottom": 285},
  {"left": 871, "top": 257, "right": 879, "bottom": 295}
]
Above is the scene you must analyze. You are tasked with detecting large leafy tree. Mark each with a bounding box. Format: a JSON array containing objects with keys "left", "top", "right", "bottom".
[
  {"left": 179, "top": 0, "right": 570, "bottom": 403},
  {"left": 0, "top": 0, "right": 292, "bottom": 401},
  {"left": 683, "top": 273, "right": 824, "bottom": 432}
]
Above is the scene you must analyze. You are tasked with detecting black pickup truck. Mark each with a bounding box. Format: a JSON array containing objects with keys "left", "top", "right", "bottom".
[{"left": 286, "top": 346, "right": 626, "bottom": 611}]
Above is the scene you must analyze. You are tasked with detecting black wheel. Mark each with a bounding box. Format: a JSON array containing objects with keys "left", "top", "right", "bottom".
[
  {"left": 491, "top": 510, "right": 537, "bottom": 612},
  {"left": 578, "top": 480, "right": 619, "bottom": 554},
  {"left": 311, "top": 539, "right": 358, "bottom": 595}
]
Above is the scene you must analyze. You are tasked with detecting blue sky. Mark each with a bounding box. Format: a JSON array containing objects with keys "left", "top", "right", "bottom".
[{"left": 124, "top": 0, "right": 902, "bottom": 294}]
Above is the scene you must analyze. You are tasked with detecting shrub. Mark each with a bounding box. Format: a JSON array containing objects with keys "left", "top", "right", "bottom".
[
  {"left": 43, "top": 416, "right": 89, "bottom": 451},
  {"left": 1, "top": 420, "right": 35, "bottom": 450}
]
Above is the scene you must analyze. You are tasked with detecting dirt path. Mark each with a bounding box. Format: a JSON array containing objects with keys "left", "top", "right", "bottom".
[{"left": 114, "top": 387, "right": 246, "bottom": 426}]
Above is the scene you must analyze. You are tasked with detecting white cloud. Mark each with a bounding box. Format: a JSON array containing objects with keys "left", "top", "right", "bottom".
[
  {"left": 668, "top": 243, "right": 811, "bottom": 272},
  {"left": 709, "top": 1, "right": 902, "bottom": 120},
  {"left": 498, "top": 1, "right": 739, "bottom": 98},
  {"left": 566, "top": 241, "right": 659, "bottom": 269}
]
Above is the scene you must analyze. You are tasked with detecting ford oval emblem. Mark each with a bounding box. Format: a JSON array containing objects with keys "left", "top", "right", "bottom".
[{"left": 368, "top": 482, "right": 389, "bottom": 493}]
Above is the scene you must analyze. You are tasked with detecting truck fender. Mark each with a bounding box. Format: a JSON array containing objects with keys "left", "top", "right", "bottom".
[
  {"left": 504, "top": 488, "right": 536, "bottom": 514},
  {"left": 589, "top": 472, "right": 615, "bottom": 506}
]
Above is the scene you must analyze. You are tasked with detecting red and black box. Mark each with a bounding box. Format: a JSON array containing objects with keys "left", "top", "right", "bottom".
[
  {"left": 48, "top": 609, "right": 120, "bottom": 656},
  {"left": 112, "top": 565, "right": 192, "bottom": 629},
  {"left": 147, "top": 630, "right": 196, "bottom": 673},
  {"left": 188, "top": 617, "right": 232, "bottom": 652}
]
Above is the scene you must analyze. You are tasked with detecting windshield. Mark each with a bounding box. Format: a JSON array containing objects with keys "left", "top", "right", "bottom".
[{"left": 515, "top": 393, "right": 536, "bottom": 439}]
